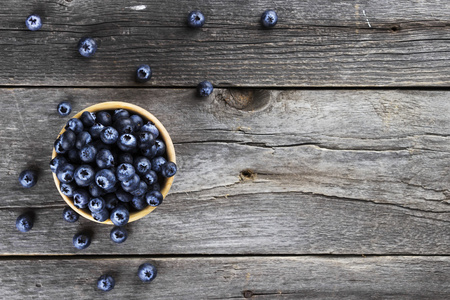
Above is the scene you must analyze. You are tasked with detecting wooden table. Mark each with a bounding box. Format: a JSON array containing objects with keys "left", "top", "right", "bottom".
[{"left": 1, "top": 1, "right": 449, "bottom": 299}]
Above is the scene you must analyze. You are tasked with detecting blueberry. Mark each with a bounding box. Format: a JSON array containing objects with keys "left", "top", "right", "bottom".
[
  {"left": 197, "top": 80, "right": 213, "bottom": 97},
  {"left": 114, "top": 118, "right": 134, "bottom": 134},
  {"left": 92, "top": 140, "right": 111, "bottom": 152},
  {"left": 92, "top": 208, "right": 109, "bottom": 222},
  {"left": 118, "top": 153, "right": 134, "bottom": 165},
  {"left": 75, "top": 131, "right": 92, "bottom": 150},
  {"left": 141, "top": 145, "right": 157, "bottom": 158},
  {"left": 79, "top": 144, "right": 97, "bottom": 163},
  {"left": 151, "top": 156, "right": 167, "bottom": 173},
  {"left": 57, "top": 101, "right": 72, "bottom": 116},
  {"left": 95, "top": 169, "right": 117, "bottom": 190},
  {"left": 134, "top": 157, "right": 151, "bottom": 175},
  {"left": 187, "top": 10, "right": 205, "bottom": 28},
  {"left": 80, "top": 111, "right": 96, "bottom": 127},
  {"left": 25, "top": 14, "right": 42, "bottom": 31},
  {"left": 113, "top": 109, "right": 130, "bottom": 122},
  {"left": 261, "top": 10, "right": 278, "bottom": 28},
  {"left": 145, "top": 190, "right": 163, "bottom": 206},
  {"left": 18, "top": 170, "right": 38, "bottom": 188},
  {"left": 57, "top": 163, "right": 75, "bottom": 183},
  {"left": 50, "top": 156, "right": 67, "bottom": 173},
  {"left": 103, "top": 184, "right": 118, "bottom": 194},
  {"left": 135, "top": 64, "right": 152, "bottom": 83},
  {"left": 137, "top": 263, "right": 157, "bottom": 283},
  {"left": 89, "top": 183, "right": 104, "bottom": 197},
  {"left": 60, "top": 182, "right": 76, "bottom": 197},
  {"left": 59, "top": 130, "right": 77, "bottom": 151},
  {"left": 138, "top": 132, "right": 155, "bottom": 149},
  {"left": 73, "top": 232, "right": 91, "bottom": 250},
  {"left": 130, "top": 115, "right": 144, "bottom": 132},
  {"left": 131, "top": 195, "right": 147, "bottom": 210},
  {"left": 54, "top": 138, "right": 67, "bottom": 154},
  {"left": 89, "top": 123, "right": 105, "bottom": 139},
  {"left": 141, "top": 122, "right": 159, "bottom": 138},
  {"left": 97, "top": 274, "right": 115, "bottom": 292},
  {"left": 78, "top": 37, "right": 97, "bottom": 57},
  {"left": 110, "top": 226, "right": 128, "bottom": 244},
  {"left": 100, "top": 126, "right": 119, "bottom": 145},
  {"left": 73, "top": 188, "right": 90, "bottom": 209},
  {"left": 89, "top": 197, "right": 106, "bottom": 213},
  {"left": 65, "top": 118, "right": 84, "bottom": 134},
  {"left": 62, "top": 207, "right": 79, "bottom": 223},
  {"left": 116, "top": 163, "right": 135, "bottom": 182},
  {"left": 16, "top": 212, "right": 33, "bottom": 232},
  {"left": 67, "top": 149, "right": 81, "bottom": 164},
  {"left": 149, "top": 183, "right": 161, "bottom": 192},
  {"left": 74, "top": 165, "right": 95, "bottom": 187},
  {"left": 143, "top": 170, "right": 158, "bottom": 186},
  {"left": 161, "top": 162, "right": 177, "bottom": 178},
  {"left": 154, "top": 139, "right": 166, "bottom": 156},
  {"left": 115, "top": 188, "right": 133, "bottom": 203},
  {"left": 96, "top": 149, "right": 115, "bottom": 169},
  {"left": 96, "top": 111, "right": 112, "bottom": 126},
  {"left": 110, "top": 205, "right": 130, "bottom": 226},
  {"left": 104, "top": 193, "right": 119, "bottom": 211},
  {"left": 130, "top": 180, "right": 148, "bottom": 197},
  {"left": 117, "top": 134, "right": 137, "bottom": 152},
  {"left": 121, "top": 173, "right": 141, "bottom": 193}
]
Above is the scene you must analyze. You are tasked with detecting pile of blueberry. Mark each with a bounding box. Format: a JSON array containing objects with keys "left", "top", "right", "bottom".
[{"left": 50, "top": 107, "right": 177, "bottom": 226}]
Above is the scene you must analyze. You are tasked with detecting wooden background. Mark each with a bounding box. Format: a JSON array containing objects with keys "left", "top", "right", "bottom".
[{"left": 0, "top": 0, "right": 449, "bottom": 299}]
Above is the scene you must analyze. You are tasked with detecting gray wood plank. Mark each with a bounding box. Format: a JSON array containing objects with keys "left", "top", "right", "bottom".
[
  {"left": 1, "top": 256, "right": 449, "bottom": 299},
  {"left": 0, "top": 88, "right": 449, "bottom": 255},
  {"left": 1, "top": 0, "right": 450, "bottom": 86}
]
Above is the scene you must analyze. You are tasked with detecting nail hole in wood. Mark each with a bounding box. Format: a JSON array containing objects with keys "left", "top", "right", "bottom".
[
  {"left": 239, "top": 169, "right": 256, "bottom": 181},
  {"left": 242, "top": 290, "right": 253, "bottom": 298},
  {"left": 390, "top": 25, "right": 400, "bottom": 32},
  {"left": 36, "top": 283, "right": 42, "bottom": 288}
]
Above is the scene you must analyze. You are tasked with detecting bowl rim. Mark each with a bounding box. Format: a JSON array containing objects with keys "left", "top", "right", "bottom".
[{"left": 52, "top": 101, "right": 176, "bottom": 225}]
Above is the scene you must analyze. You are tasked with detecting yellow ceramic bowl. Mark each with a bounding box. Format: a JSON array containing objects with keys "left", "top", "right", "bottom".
[{"left": 52, "top": 101, "right": 176, "bottom": 224}]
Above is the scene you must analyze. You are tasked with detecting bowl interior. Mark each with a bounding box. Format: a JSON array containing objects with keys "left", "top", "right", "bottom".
[{"left": 52, "top": 101, "right": 176, "bottom": 224}]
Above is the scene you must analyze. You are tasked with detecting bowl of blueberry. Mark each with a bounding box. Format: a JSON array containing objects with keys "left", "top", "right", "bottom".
[{"left": 50, "top": 101, "right": 177, "bottom": 225}]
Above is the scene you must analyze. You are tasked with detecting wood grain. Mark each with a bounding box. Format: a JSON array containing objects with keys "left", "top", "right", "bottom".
[
  {"left": 1, "top": 256, "right": 449, "bottom": 299},
  {"left": 1, "top": 0, "right": 450, "bottom": 86},
  {"left": 1, "top": 88, "right": 449, "bottom": 255}
]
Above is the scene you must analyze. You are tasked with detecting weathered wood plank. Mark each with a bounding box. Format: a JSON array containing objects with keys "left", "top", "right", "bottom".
[
  {"left": 1, "top": 88, "right": 449, "bottom": 255},
  {"left": 1, "top": 256, "right": 449, "bottom": 299},
  {"left": 1, "top": 0, "right": 450, "bottom": 86}
]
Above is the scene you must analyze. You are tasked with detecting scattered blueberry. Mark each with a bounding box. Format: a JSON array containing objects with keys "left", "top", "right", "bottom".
[
  {"left": 104, "top": 193, "right": 119, "bottom": 211},
  {"left": 73, "top": 188, "right": 90, "bottom": 209},
  {"left": 100, "top": 126, "right": 119, "bottom": 145},
  {"left": 16, "top": 212, "right": 33, "bottom": 232},
  {"left": 92, "top": 208, "right": 109, "bottom": 222},
  {"left": 96, "top": 149, "right": 115, "bottom": 169},
  {"left": 113, "top": 109, "right": 130, "bottom": 122},
  {"left": 88, "top": 197, "right": 105, "bottom": 213},
  {"left": 97, "top": 274, "right": 115, "bottom": 292},
  {"left": 74, "top": 165, "right": 95, "bottom": 187},
  {"left": 151, "top": 156, "right": 167, "bottom": 173},
  {"left": 110, "top": 226, "right": 128, "bottom": 244},
  {"left": 66, "top": 118, "right": 84, "bottom": 134},
  {"left": 79, "top": 144, "right": 97, "bottom": 163},
  {"left": 187, "top": 10, "right": 205, "bottom": 28},
  {"left": 25, "top": 14, "right": 42, "bottom": 31},
  {"left": 115, "top": 187, "right": 133, "bottom": 203},
  {"left": 96, "top": 111, "right": 112, "bottom": 126},
  {"left": 89, "top": 123, "right": 105, "bottom": 139},
  {"left": 78, "top": 37, "right": 97, "bottom": 57},
  {"left": 143, "top": 170, "right": 158, "bottom": 186},
  {"left": 73, "top": 232, "right": 91, "bottom": 250},
  {"left": 137, "top": 263, "right": 157, "bottom": 283},
  {"left": 161, "top": 162, "right": 177, "bottom": 178},
  {"left": 57, "top": 163, "right": 75, "bottom": 183},
  {"left": 117, "top": 133, "right": 137, "bottom": 152},
  {"left": 18, "top": 170, "right": 38, "bottom": 188},
  {"left": 197, "top": 80, "right": 213, "bottom": 97},
  {"left": 134, "top": 157, "right": 151, "bottom": 175},
  {"left": 50, "top": 156, "right": 67, "bottom": 174},
  {"left": 131, "top": 195, "right": 147, "bottom": 210},
  {"left": 116, "top": 163, "right": 135, "bottom": 182},
  {"left": 261, "top": 10, "right": 278, "bottom": 28},
  {"left": 110, "top": 205, "right": 130, "bottom": 226},
  {"left": 118, "top": 152, "right": 134, "bottom": 165},
  {"left": 80, "top": 111, "right": 96, "bottom": 127},
  {"left": 145, "top": 190, "right": 163, "bottom": 206},
  {"left": 130, "top": 115, "right": 144, "bottom": 132},
  {"left": 141, "top": 122, "right": 159, "bottom": 138},
  {"left": 62, "top": 207, "right": 79, "bottom": 223},
  {"left": 95, "top": 169, "right": 117, "bottom": 190},
  {"left": 135, "top": 64, "right": 152, "bottom": 83},
  {"left": 57, "top": 102, "right": 72, "bottom": 116},
  {"left": 60, "top": 182, "right": 76, "bottom": 197}
]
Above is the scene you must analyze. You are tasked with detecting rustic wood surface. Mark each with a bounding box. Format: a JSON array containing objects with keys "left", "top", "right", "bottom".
[
  {"left": 1, "top": 0, "right": 450, "bottom": 86},
  {"left": 1, "top": 256, "right": 449, "bottom": 299}
]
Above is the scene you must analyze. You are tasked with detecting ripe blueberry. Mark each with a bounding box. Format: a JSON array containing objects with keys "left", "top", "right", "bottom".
[
  {"left": 65, "top": 118, "right": 84, "bottom": 134},
  {"left": 145, "top": 190, "right": 163, "bottom": 206},
  {"left": 57, "top": 163, "right": 75, "bottom": 183},
  {"left": 110, "top": 205, "right": 130, "bottom": 226},
  {"left": 18, "top": 170, "right": 38, "bottom": 188},
  {"left": 80, "top": 111, "right": 96, "bottom": 127},
  {"left": 137, "top": 263, "right": 157, "bottom": 282},
  {"left": 197, "top": 80, "right": 213, "bottom": 97},
  {"left": 95, "top": 169, "right": 117, "bottom": 190},
  {"left": 62, "top": 207, "right": 79, "bottom": 223},
  {"left": 135, "top": 64, "right": 152, "bottom": 83},
  {"left": 110, "top": 226, "right": 128, "bottom": 244},
  {"left": 25, "top": 14, "right": 42, "bottom": 31},
  {"left": 187, "top": 11, "right": 205, "bottom": 28},
  {"left": 161, "top": 162, "right": 177, "bottom": 178},
  {"left": 78, "top": 37, "right": 97, "bottom": 57},
  {"left": 97, "top": 274, "right": 115, "bottom": 292},
  {"left": 16, "top": 212, "right": 34, "bottom": 232},
  {"left": 74, "top": 165, "right": 95, "bottom": 187},
  {"left": 151, "top": 156, "right": 167, "bottom": 173},
  {"left": 261, "top": 10, "right": 278, "bottom": 28},
  {"left": 73, "top": 232, "right": 91, "bottom": 250},
  {"left": 57, "top": 102, "right": 72, "bottom": 116},
  {"left": 100, "top": 126, "right": 119, "bottom": 145}
]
